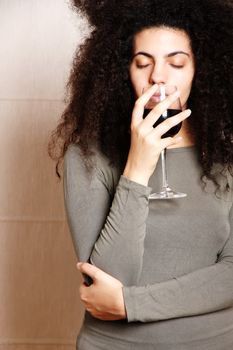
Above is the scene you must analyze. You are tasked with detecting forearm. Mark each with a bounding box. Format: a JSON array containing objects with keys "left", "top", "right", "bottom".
[{"left": 123, "top": 261, "right": 233, "bottom": 322}]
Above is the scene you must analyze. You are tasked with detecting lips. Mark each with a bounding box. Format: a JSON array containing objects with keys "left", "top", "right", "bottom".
[{"left": 151, "top": 95, "right": 162, "bottom": 103}]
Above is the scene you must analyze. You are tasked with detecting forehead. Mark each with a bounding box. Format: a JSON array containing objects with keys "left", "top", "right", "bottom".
[{"left": 133, "top": 27, "right": 193, "bottom": 55}]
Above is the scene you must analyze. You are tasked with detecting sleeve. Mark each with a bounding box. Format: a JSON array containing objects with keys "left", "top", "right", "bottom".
[
  {"left": 63, "top": 145, "right": 151, "bottom": 285},
  {"left": 123, "top": 202, "right": 233, "bottom": 322}
]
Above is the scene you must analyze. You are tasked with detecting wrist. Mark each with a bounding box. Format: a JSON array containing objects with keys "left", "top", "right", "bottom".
[{"left": 123, "top": 164, "right": 150, "bottom": 186}]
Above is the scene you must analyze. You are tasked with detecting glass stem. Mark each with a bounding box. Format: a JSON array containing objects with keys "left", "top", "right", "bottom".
[{"left": 161, "top": 149, "right": 169, "bottom": 189}]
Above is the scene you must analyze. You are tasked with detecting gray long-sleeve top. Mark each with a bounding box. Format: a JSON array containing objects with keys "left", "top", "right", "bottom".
[{"left": 64, "top": 144, "right": 233, "bottom": 349}]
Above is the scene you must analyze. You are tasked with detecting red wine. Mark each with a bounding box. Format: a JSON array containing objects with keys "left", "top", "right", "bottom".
[{"left": 143, "top": 108, "right": 182, "bottom": 138}]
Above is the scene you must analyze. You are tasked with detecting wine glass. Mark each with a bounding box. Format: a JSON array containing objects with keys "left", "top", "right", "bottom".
[{"left": 143, "top": 84, "right": 187, "bottom": 199}]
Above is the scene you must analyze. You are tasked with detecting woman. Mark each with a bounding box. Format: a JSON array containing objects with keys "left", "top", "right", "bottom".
[{"left": 49, "top": 0, "right": 233, "bottom": 348}]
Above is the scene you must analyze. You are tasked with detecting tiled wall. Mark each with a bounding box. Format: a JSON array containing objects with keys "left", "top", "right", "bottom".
[{"left": 0, "top": 1, "right": 87, "bottom": 348}]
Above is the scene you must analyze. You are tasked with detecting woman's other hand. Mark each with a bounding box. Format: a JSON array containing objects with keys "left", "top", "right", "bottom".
[{"left": 77, "top": 262, "right": 127, "bottom": 321}]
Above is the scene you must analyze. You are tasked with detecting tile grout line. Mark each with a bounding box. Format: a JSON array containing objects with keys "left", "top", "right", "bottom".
[
  {"left": 0, "top": 338, "right": 75, "bottom": 345},
  {"left": 0, "top": 216, "right": 66, "bottom": 223}
]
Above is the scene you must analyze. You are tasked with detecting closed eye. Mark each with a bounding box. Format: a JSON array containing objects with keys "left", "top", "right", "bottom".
[
  {"left": 170, "top": 64, "right": 184, "bottom": 69},
  {"left": 136, "top": 64, "right": 151, "bottom": 69}
]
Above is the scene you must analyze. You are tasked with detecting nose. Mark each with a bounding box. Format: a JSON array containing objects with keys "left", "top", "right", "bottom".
[{"left": 149, "top": 62, "right": 167, "bottom": 85}]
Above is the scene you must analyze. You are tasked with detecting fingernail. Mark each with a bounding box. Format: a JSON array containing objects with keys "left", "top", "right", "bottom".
[
  {"left": 77, "top": 262, "right": 82, "bottom": 269},
  {"left": 186, "top": 109, "right": 192, "bottom": 116}
]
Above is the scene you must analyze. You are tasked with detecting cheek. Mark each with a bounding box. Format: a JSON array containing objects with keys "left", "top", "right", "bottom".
[
  {"left": 179, "top": 73, "right": 194, "bottom": 107},
  {"left": 181, "top": 85, "right": 192, "bottom": 107}
]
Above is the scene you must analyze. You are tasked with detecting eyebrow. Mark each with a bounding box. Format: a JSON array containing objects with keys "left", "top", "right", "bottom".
[
  {"left": 167, "top": 51, "right": 190, "bottom": 57},
  {"left": 132, "top": 51, "right": 190, "bottom": 59}
]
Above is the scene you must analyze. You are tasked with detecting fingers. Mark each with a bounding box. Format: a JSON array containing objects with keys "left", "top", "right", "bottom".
[
  {"left": 152, "top": 90, "right": 180, "bottom": 116},
  {"left": 132, "top": 86, "right": 180, "bottom": 128},
  {"left": 132, "top": 84, "right": 158, "bottom": 125},
  {"left": 160, "top": 136, "right": 183, "bottom": 150},
  {"left": 137, "top": 84, "right": 159, "bottom": 106},
  {"left": 151, "top": 109, "right": 191, "bottom": 139},
  {"left": 142, "top": 90, "right": 181, "bottom": 129},
  {"left": 77, "top": 262, "right": 103, "bottom": 281},
  {"left": 79, "top": 282, "right": 88, "bottom": 302}
]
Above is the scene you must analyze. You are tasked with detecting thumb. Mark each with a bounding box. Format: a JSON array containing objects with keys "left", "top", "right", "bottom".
[{"left": 77, "top": 262, "right": 103, "bottom": 281}]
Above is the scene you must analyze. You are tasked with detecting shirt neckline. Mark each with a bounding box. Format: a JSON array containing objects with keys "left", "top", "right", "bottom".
[{"left": 166, "top": 145, "right": 196, "bottom": 153}]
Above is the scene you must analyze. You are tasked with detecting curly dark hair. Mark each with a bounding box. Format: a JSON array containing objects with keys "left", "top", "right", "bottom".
[{"left": 49, "top": 0, "right": 233, "bottom": 186}]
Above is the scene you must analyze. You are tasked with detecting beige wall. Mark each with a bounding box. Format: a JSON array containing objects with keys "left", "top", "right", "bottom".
[{"left": 0, "top": 1, "right": 87, "bottom": 349}]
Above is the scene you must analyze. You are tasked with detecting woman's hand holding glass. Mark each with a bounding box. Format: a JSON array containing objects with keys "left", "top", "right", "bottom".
[{"left": 123, "top": 84, "right": 191, "bottom": 187}]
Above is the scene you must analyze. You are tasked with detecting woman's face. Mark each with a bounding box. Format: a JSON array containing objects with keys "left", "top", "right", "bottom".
[{"left": 129, "top": 27, "right": 195, "bottom": 108}]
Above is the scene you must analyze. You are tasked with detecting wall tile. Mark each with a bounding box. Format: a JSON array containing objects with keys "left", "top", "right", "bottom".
[
  {"left": 0, "top": 100, "right": 68, "bottom": 219},
  {"left": 0, "top": 0, "right": 89, "bottom": 100},
  {"left": 0, "top": 221, "right": 83, "bottom": 340}
]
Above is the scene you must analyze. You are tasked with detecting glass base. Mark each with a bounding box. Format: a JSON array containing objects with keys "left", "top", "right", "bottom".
[{"left": 149, "top": 187, "right": 187, "bottom": 200}]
